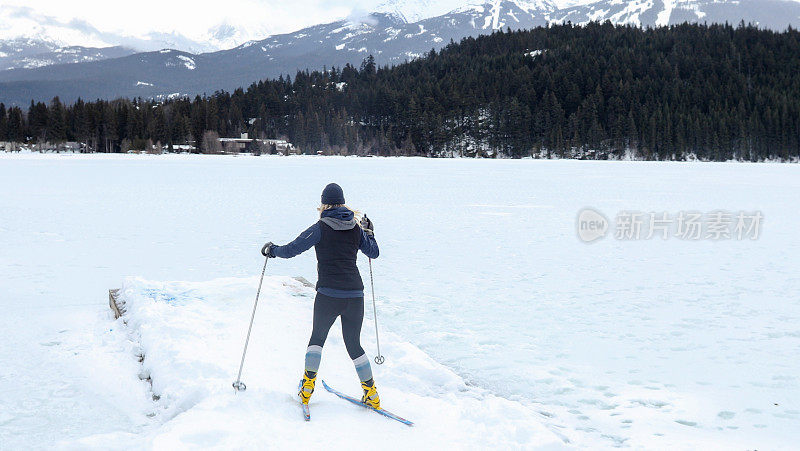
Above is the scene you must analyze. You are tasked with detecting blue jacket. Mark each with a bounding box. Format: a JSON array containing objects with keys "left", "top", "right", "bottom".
[{"left": 273, "top": 207, "right": 379, "bottom": 298}]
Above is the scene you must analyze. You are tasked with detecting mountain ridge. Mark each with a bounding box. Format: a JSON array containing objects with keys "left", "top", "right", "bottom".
[{"left": 1, "top": 0, "right": 799, "bottom": 105}]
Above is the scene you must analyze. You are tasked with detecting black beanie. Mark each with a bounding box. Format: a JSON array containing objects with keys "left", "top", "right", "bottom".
[{"left": 321, "top": 183, "right": 345, "bottom": 205}]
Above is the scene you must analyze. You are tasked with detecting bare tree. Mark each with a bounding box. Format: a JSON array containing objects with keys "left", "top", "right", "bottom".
[
  {"left": 120, "top": 139, "right": 132, "bottom": 153},
  {"left": 201, "top": 131, "right": 223, "bottom": 154},
  {"left": 147, "top": 140, "right": 163, "bottom": 155}
]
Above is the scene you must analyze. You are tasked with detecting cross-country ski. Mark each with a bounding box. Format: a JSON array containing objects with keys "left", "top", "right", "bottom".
[{"left": 321, "top": 380, "right": 414, "bottom": 426}]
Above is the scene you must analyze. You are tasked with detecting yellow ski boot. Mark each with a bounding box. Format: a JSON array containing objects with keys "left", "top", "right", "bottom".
[
  {"left": 361, "top": 379, "right": 381, "bottom": 410},
  {"left": 298, "top": 371, "right": 316, "bottom": 405}
]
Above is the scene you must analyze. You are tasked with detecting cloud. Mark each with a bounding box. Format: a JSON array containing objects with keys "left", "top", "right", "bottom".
[
  {"left": 0, "top": 5, "right": 204, "bottom": 51},
  {"left": 347, "top": 7, "right": 380, "bottom": 27},
  {"left": 6, "top": 5, "right": 33, "bottom": 19},
  {"left": 0, "top": 0, "right": 354, "bottom": 52}
]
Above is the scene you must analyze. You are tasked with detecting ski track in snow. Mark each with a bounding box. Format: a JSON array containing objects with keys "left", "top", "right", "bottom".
[{"left": 1, "top": 152, "right": 799, "bottom": 448}]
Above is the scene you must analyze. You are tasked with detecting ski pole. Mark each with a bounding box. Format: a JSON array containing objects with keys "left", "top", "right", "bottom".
[
  {"left": 369, "top": 258, "right": 385, "bottom": 364},
  {"left": 232, "top": 256, "right": 269, "bottom": 392}
]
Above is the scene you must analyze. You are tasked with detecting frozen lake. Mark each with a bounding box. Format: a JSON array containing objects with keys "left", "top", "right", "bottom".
[{"left": 1, "top": 153, "right": 798, "bottom": 448}]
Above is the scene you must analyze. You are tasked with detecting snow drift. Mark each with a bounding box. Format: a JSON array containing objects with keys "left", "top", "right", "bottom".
[{"left": 91, "top": 276, "right": 565, "bottom": 449}]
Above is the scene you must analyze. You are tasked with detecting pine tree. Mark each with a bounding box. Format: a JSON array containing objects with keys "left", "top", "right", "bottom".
[
  {"left": 49, "top": 97, "right": 67, "bottom": 142},
  {"left": 8, "top": 107, "right": 24, "bottom": 143},
  {"left": 0, "top": 103, "right": 7, "bottom": 141}
]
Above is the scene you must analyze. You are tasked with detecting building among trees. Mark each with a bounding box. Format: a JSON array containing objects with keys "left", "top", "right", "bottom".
[{"left": 218, "top": 133, "right": 294, "bottom": 154}]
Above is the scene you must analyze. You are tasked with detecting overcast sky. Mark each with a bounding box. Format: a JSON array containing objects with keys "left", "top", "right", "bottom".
[
  {"left": 0, "top": 0, "right": 375, "bottom": 50},
  {"left": 3, "top": 0, "right": 358, "bottom": 35}
]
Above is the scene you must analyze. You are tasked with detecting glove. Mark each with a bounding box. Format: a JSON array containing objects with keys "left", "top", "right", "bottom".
[
  {"left": 261, "top": 241, "right": 276, "bottom": 258},
  {"left": 360, "top": 215, "right": 374, "bottom": 236}
]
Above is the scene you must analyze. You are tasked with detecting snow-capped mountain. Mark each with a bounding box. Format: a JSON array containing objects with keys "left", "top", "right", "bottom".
[
  {"left": 375, "top": 0, "right": 470, "bottom": 22},
  {"left": 0, "top": 1, "right": 558, "bottom": 105},
  {"left": 376, "top": 0, "right": 559, "bottom": 23},
  {"left": 0, "top": 0, "right": 798, "bottom": 105},
  {"left": 0, "top": 38, "right": 135, "bottom": 71},
  {"left": 553, "top": 0, "right": 800, "bottom": 29},
  {"left": 0, "top": 21, "right": 261, "bottom": 72}
]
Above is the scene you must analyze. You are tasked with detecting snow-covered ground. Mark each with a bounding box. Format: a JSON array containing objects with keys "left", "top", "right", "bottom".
[
  {"left": 82, "top": 276, "right": 561, "bottom": 448},
  {"left": 1, "top": 152, "right": 798, "bottom": 448}
]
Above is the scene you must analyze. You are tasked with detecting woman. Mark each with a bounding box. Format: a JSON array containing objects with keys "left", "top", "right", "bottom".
[{"left": 261, "top": 183, "right": 381, "bottom": 409}]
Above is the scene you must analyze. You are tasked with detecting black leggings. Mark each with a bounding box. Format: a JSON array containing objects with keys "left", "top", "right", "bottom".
[{"left": 308, "top": 293, "right": 365, "bottom": 360}]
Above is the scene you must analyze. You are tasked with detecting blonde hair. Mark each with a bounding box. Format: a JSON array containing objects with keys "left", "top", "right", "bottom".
[{"left": 318, "top": 203, "right": 363, "bottom": 223}]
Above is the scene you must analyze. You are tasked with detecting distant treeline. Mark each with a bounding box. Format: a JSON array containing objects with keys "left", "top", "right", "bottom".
[{"left": 1, "top": 22, "right": 799, "bottom": 160}]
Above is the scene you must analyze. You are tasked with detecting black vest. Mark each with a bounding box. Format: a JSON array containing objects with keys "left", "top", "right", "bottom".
[{"left": 314, "top": 221, "right": 364, "bottom": 291}]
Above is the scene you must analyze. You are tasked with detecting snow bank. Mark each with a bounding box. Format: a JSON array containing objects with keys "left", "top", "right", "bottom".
[{"left": 97, "top": 276, "right": 564, "bottom": 449}]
